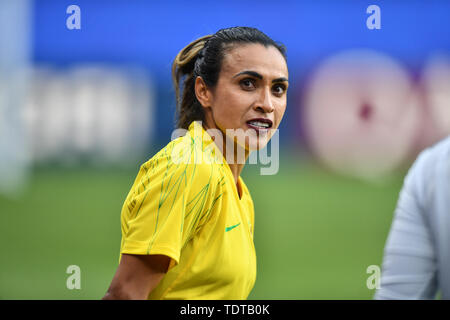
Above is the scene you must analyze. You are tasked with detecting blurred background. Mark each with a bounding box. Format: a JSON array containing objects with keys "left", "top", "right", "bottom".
[{"left": 1, "top": 0, "right": 449, "bottom": 299}]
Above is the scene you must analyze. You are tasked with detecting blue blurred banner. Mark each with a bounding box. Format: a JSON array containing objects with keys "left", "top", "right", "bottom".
[
  {"left": 33, "top": 0, "right": 450, "bottom": 68},
  {"left": 32, "top": 0, "right": 450, "bottom": 144}
]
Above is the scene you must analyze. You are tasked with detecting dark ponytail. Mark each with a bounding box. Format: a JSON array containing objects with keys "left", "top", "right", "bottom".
[
  {"left": 172, "top": 27, "right": 286, "bottom": 129},
  {"left": 172, "top": 35, "right": 212, "bottom": 130}
]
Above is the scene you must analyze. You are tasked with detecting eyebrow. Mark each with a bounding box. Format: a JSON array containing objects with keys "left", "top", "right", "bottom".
[{"left": 233, "top": 70, "right": 288, "bottom": 83}]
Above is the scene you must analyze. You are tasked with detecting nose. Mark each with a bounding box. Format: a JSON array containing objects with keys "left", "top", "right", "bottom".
[{"left": 254, "top": 87, "right": 274, "bottom": 113}]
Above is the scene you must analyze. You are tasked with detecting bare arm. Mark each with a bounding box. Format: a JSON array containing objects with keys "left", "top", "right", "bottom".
[{"left": 102, "top": 254, "right": 170, "bottom": 300}]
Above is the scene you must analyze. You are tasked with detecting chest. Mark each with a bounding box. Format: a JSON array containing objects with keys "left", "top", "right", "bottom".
[{"left": 181, "top": 190, "right": 257, "bottom": 295}]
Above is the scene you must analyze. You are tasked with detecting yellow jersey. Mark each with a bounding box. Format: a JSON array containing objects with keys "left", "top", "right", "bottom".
[{"left": 119, "top": 120, "right": 257, "bottom": 299}]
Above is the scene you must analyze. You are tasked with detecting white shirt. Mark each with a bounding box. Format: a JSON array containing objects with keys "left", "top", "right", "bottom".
[{"left": 375, "top": 136, "right": 450, "bottom": 299}]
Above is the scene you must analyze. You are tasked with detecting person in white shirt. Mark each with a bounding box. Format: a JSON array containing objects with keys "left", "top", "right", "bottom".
[{"left": 375, "top": 136, "right": 450, "bottom": 299}]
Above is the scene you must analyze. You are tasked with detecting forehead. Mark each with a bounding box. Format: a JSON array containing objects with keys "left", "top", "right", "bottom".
[{"left": 220, "top": 43, "right": 288, "bottom": 79}]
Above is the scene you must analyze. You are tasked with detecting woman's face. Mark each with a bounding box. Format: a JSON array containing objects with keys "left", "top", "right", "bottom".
[{"left": 203, "top": 43, "right": 289, "bottom": 152}]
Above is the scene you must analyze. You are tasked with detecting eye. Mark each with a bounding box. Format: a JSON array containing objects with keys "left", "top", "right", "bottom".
[
  {"left": 240, "top": 78, "right": 256, "bottom": 90},
  {"left": 272, "top": 83, "right": 287, "bottom": 96}
]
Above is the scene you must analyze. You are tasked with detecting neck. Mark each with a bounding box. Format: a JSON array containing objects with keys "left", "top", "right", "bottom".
[
  {"left": 201, "top": 118, "right": 250, "bottom": 185},
  {"left": 222, "top": 139, "right": 248, "bottom": 200},
  {"left": 227, "top": 157, "right": 247, "bottom": 185}
]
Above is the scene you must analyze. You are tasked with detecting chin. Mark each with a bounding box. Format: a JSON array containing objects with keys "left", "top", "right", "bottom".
[
  {"left": 244, "top": 135, "right": 271, "bottom": 152},
  {"left": 223, "top": 126, "right": 273, "bottom": 155}
]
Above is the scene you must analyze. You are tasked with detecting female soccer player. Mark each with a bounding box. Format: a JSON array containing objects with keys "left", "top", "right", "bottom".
[{"left": 103, "top": 26, "right": 289, "bottom": 300}]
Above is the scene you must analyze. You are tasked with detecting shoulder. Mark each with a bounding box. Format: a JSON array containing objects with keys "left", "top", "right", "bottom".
[
  {"left": 408, "top": 136, "right": 450, "bottom": 181},
  {"left": 417, "top": 135, "right": 450, "bottom": 162},
  {"left": 427, "top": 135, "right": 450, "bottom": 159},
  {"left": 137, "top": 136, "right": 225, "bottom": 193},
  {"left": 404, "top": 135, "right": 450, "bottom": 208}
]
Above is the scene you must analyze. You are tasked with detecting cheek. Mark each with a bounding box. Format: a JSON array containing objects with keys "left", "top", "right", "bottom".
[
  {"left": 274, "top": 100, "right": 287, "bottom": 126},
  {"left": 214, "top": 89, "right": 251, "bottom": 121}
]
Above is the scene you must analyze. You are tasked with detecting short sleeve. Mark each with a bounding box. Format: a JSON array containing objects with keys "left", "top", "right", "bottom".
[{"left": 120, "top": 146, "right": 222, "bottom": 270}]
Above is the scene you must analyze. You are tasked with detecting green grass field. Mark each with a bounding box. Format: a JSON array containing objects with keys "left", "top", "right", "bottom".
[{"left": 0, "top": 150, "right": 405, "bottom": 299}]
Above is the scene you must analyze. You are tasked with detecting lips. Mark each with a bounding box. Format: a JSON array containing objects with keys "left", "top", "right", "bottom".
[{"left": 246, "top": 118, "right": 273, "bottom": 130}]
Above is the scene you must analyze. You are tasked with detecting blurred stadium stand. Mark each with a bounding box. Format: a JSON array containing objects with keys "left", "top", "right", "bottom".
[{"left": 22, "top": 65, "right": 154, "bottom": 166}]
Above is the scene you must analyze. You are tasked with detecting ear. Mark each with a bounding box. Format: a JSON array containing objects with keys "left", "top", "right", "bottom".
[{"left": 195, "top": 76, "right": 213, "bottom": 108}]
